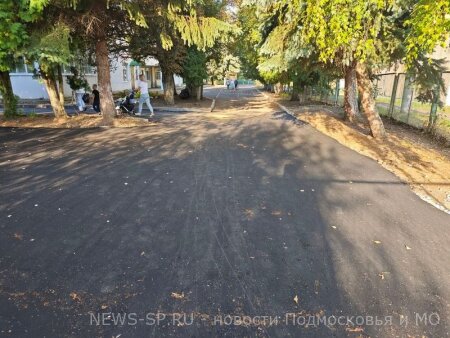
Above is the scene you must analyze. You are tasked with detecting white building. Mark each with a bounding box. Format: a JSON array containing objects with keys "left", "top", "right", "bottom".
[{"left": 9, "top": 56, "right": 184, "bottom": 99}]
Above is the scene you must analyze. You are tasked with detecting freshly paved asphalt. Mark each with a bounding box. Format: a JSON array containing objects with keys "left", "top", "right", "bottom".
[{"left": 0, "top": 86, "right": 449, "bottom": 337}]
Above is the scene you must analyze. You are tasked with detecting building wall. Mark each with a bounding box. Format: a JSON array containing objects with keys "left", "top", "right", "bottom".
[{"left": 8, "top": 56, "right": 183, "bottom": 100}]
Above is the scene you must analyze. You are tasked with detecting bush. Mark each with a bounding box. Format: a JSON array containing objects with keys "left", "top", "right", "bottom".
[{"left": 66, "top": 67, "right": 90, "bottom": 91}]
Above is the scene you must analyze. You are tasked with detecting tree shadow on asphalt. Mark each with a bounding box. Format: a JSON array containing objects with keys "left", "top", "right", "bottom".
[{"left": 0, "top": 116, "right": 449, "bottom": 337}]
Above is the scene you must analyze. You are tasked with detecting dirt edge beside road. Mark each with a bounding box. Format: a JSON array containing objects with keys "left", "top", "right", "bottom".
[
  {"left": 0, "top": 115, "right": 154, "bottom": 128},
  {"left": 299, "top": 109, "right": 450, "bottom": 212},
  {"left": 261, "top": 92, "right": 450, "bottom": 212}
]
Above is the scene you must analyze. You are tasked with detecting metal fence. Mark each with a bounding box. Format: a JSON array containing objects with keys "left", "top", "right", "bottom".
[
  {"left": 373, "top": 72, "right": 450, "bottom": 141},
  {"left": 302, "top": 73, "right": 450, "bottom": 141}
]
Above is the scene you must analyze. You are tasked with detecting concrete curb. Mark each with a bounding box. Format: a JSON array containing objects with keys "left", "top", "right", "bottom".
[
  {"left": 210, "top": 88, "right": 223, "bottom": 112},
  {"left": 153, "top": 107, "right": 206, "bottom": 113},
  {"left": 0, "top": 106, "right": 210, "bottom": 115},
  {"left": 257, "top": 89, "right": 298, "bottom": 119}
]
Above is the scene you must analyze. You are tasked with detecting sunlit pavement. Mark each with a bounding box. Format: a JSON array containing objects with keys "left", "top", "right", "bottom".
[{"left": 0, "top": 86, "right": 449, "bottom": 337}]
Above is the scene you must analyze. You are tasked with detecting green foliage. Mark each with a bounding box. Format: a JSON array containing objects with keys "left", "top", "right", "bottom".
[
  {"left": 405, "top": 0, "right": 450, "bottom": 66},
  {"left": 206, "top": 47, "right": 240, "bottom": 82},
  {"left": 294, "top": 0, "right": 394, "bottom": 66},
  {"left": 234, "top": 4, "right": 264, "bottom": 82},
  {"left": 182, "top": 47, "right": 207, "bottom": 87},
  {"left": 0, "top": 0, "right": 35, "bottom": 71},
  {"left": 27, "top": 22, "right": 72, "bottom": 78},
  {"left": 412, "top": 57, "right": 447, "bottom": 107},
  {"left": 0, "top": 0, "right": 39, "bottom": 116},
  {"left": 168, "top": 3, "right": 237, "bottom": 52},
  {"left": 66, "top": 66, "right": 90, "bottom": 91}
]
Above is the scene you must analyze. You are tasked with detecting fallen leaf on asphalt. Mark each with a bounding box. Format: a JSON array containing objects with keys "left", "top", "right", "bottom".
[
  {"left": 101, "top": 304, "right": 108, "bottom": 310},
  {"left": 378, "top": 272, "right": 390, "bottom": 280},
  {"left": 271, "top": 210, "right": 282, "bottom": 216},
  {"left": 314, "top": 280, "right": 320, "bottom": 294},
  {"left": 293, "top": 295, "right": 299, "bottom": 304},
  {"left": 13, "top": 233, "right": 23, "bottom": 240},
  {"left": 373, "top": 240, "right": 381, "bottom": 244},
  {"left": 331, "top": 226, "right": 337, "bottom": 229},
  {"left": 140, "top": 251, "right": 145, "bottom": 256},
  {"left": 244, "top": 209, "right": 255, "bottom": 218},
  {"left": 405, "top": 245, "right": 412, "bottom": 250},
  {"left": 171, "top": 292, "right": 185, "bottom": 300},
  {"left": 70, "top": 292, "right": 81, "bottom": 302},
  {"left": 346, "top": 327, "right": 364, "bottom": 332}
]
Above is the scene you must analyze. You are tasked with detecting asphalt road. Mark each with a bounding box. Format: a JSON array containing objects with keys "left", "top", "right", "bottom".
[{"left": 0, "top": 86, "right": 449, "bottom": 337}]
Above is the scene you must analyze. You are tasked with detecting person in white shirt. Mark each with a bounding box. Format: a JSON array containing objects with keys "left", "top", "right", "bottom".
[
  {"left": 75, "top": 88, "right": 86, "bottom": 112},
  {"left": 135, "top": 74, "right": 154, "bottom": 117}
]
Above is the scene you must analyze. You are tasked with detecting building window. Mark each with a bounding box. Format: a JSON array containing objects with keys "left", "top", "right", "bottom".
[
  {"left": 83, "top": 65, "right": 95, "bottom": 75},
  {"left": 122, "top": 67, "right": 128, "bottom": 81},
  {"left": 156, "top": 70, "right": 161, "bottom": 80},
  {"left": 15, "top": 57, "right": 28, "bottom": 73},
  {"left": 63, "top": 65, "right": 72, "bottom": 74},
  {"left": 62, "top": 64, "right": 95, "bottom": 75}
]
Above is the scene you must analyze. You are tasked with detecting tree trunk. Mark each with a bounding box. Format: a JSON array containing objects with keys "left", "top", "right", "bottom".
[
  {"left": 344, "top": 63, "right": 359, "bottom": 122},
  {"left": 0, "top": 70, "right": 18, "bottom": 117},
  {"left": 57, "top": 65, "right": 65, "bottom": 105},
  {"left": 42, "top": 74, "right": 67, "bottom": 120},
  {"left": 355, "top": 62, "right": 386, "bottom": 139},
  {"left": 400, "top": 74, "right": 414, "bottom": 116},
  {"left": 95, "top": 35, "right": 115, "bottom": 124},
  {"left": 160, "top": 65, "right": 175, "bottom": 105},
  {"left": 274, "top": 82, "right": 283, "bottom": 94},
  {"left": 291, "top": 81, "right": 299, "bottom": 101},
  {"left": 299, "top": 86, "right": 306, "bottom": 104}
]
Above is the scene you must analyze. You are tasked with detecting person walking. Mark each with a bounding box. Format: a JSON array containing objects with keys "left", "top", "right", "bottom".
[
  {"left": 234, "top": 79, "right": 238, "bottom": 91},
  {"left": 92, "top": 84, "right": 100, "bottom": 113},
  {"left": 135, "top": 74, "right": 154, "bottom": 117},
  {"left": 75, "top": 88, "right": 86, "bottom": 112},
  {"left": 229, "top": 79, "right": 235, "bottom": 90}
]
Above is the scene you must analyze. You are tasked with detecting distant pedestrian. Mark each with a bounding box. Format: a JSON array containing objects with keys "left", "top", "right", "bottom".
[
  {"left": 229, "top": 80, "right": 235, "bottom": 90},
  {"left": 92, "top": 84, "right": 100, "bottom": 113},
  {"left": 226, "top": 79, "right": 230, "bottom": 90},
  {"left": 75, "top": 88, "right": 86, "bottom": 112},
  {"left": 234, "top": 79, "right": 238, "bottom": 90},
  {"left": 135, "top": 74, "right": 154, "bottom": 117}
]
